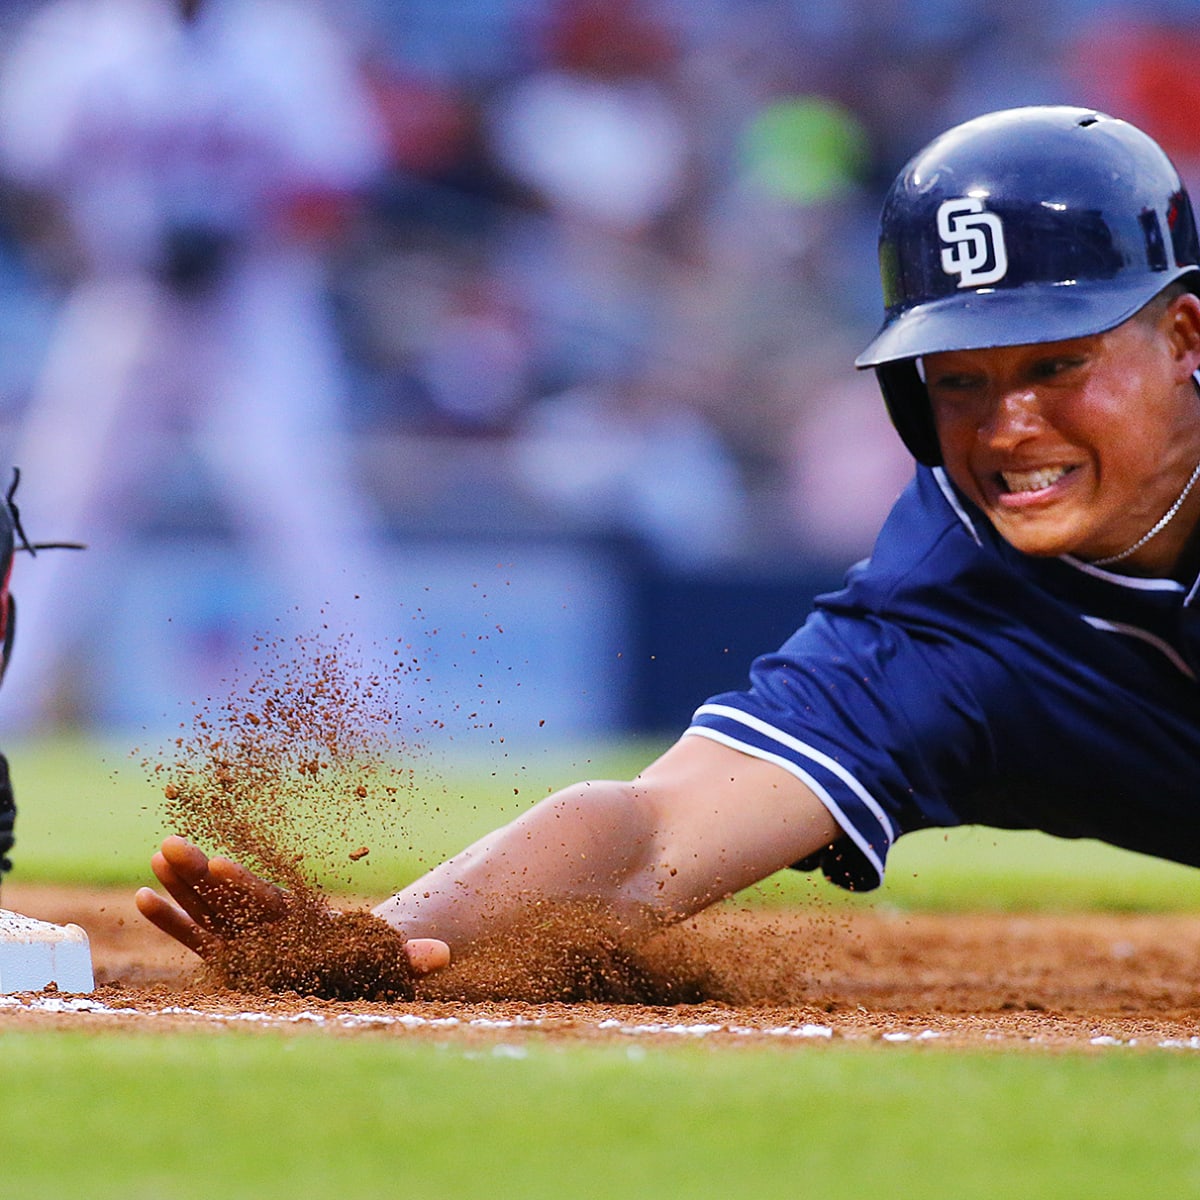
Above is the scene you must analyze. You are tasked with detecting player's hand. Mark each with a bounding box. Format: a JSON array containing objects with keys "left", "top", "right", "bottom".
[{"left": 134, "top": 835, "right": 450, "bottom": 974}]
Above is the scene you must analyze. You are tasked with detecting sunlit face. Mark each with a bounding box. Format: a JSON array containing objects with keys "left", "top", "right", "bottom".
[{"left": 924, "top": 292, "right": 1200, "bottom": 574}]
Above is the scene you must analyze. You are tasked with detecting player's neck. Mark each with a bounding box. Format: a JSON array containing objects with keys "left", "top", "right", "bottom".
[
  {"left": 1118, "top": 484, "right": 1200, "bottom": 583},
  {"left": 1087, "top": 455, "right": 1200, "bottom": 582}
]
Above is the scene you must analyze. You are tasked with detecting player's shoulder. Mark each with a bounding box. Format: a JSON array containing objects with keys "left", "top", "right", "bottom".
[{"left": 845, "top": 465, "right": 1000, "bottom": 590}]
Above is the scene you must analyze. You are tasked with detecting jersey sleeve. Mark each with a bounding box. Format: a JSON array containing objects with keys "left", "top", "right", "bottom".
[
  {"left": 687, "top": 601, "right": 993, "bottom": 891},
  {"left": 686, "top": 470, "right": 1002, "bottom": 892}
]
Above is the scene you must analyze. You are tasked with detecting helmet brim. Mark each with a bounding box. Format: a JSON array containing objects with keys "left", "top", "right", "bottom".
[{"left": 854, "top": 270, "right": 1198, "bottom": 368}]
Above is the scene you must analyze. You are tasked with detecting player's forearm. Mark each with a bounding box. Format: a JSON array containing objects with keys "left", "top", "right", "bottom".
[
  {"left": 373, "top": 737, "right": 843, "bottom": 955},
  {"left": 372, "top": 779, "right": 682, "bottom": 949}
]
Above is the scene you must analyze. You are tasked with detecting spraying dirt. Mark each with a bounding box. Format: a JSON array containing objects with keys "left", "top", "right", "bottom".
[
  {"left": 150, "top": 635, "right": 424, "bottom": 999},
  {"left": 146, "top": 634, "right": 729, "bottom": 1005}
]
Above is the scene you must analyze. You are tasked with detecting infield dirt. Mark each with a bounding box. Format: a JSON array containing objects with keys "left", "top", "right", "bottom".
[
  {"left": 8, "top": 636, "right": 1200, "bottom": 1048},
  {"left": 5, "top": 880, "right": 1200, "bottom": 1049}
]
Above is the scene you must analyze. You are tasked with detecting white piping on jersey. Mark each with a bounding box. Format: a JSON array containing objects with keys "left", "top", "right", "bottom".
[
  {"left": 684, "top": 726, "right": 888, "bottom": 884},
  {"left": 1061, "top": 554, "right": 1185, "bottom": 592},
  {"left": 691, "top": 703, "right": 897, "bottom": 841},
  {"left": 931, "top": 471, "right": 1199, "bottom": 599},
  {"left": 1081, "top": 615, "right": 1196, "bottom": 681},
  {"left": 932, "top": 467, "right": 982, "bottom": 545}
]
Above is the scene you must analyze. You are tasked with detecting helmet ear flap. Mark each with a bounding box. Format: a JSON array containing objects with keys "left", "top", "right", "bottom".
[{"left": 877, "top": 360, "right": 942, "bottom": 466}]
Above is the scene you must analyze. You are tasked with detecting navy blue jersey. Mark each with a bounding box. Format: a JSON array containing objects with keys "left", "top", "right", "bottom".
[{"left": 688, "top": 465, "right": 1200, "bottom": 891}]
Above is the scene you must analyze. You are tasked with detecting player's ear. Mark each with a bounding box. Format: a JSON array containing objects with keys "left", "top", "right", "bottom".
[{"left": 1163, "top": 289, "right": 1200, "bottom": 381}]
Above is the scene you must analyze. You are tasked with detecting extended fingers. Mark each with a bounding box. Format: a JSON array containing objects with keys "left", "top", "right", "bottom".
[
  {"left": 157, "top": 834, "right": 213, "bottom": 882},
  {"left": 206, "top": 855, "right": 289, "bottom": 923},
  {"left": 151, "top": 843, "right": 220, "bottom": 928},
  {"left": 152, "top": 836, "right": 287, "bottom": 937},
  {"left": 134, "top": 886, "right": 214, "bottom": 956}
]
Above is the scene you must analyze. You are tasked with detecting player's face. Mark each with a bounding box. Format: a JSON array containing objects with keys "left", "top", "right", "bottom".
[{"left": 924, "top": 292, "right": 1200, "bottom": 574}]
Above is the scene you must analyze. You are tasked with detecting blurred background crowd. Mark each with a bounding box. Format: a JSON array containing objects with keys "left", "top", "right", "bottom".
[{"left": 0, "top": 0, "right": 1191, "bottom": 739}]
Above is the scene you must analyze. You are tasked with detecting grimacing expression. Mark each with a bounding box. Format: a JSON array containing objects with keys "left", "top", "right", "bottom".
[{"left": 923, "top": 292, "right": 1200, "bottom": 572}]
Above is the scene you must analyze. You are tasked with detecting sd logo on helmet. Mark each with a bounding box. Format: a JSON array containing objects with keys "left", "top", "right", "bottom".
[{"left": 855, "top": 106, "right": 1200, "bottom": 466}]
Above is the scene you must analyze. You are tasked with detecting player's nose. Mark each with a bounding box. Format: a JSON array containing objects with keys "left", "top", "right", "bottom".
[{"left": 977, "top": 385, "right": 1044, "bottom": 448}]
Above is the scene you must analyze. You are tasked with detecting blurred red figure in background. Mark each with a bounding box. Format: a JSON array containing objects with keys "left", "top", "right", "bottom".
[{"left": 0, "top": 0, "right": 392, "bottom": 728}]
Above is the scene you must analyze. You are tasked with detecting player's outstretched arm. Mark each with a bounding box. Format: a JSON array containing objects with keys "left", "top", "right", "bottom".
[
  {"left": 372, "top": 733, "right": 841, "bottom": 951},
  {"left": 137, "top": 735, "right": 840, "bottom": 971}
]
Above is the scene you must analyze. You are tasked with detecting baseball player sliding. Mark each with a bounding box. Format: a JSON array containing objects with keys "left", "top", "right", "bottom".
[{"left": 138, "top": 106, "right": 1200, "bottom": 980}]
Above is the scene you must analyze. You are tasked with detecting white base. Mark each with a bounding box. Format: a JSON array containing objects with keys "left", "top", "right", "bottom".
[{"left": 0, "top": 909, "right": 94, "bottom": 994}]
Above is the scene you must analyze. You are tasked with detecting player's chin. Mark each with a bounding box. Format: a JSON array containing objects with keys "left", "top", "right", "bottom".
[{"left": 988, "top": 514, "right": 1086, "bottom": 559}]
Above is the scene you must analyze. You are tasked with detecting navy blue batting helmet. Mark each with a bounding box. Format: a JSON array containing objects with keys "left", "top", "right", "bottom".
[{"left": 856, "top": 106, "right": 1200, "bottom": 465}]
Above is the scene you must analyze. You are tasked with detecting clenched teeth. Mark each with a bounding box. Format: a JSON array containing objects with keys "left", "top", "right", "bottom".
[{"left": 1000, "top": 465, "right": 1070, "bottom": 493}]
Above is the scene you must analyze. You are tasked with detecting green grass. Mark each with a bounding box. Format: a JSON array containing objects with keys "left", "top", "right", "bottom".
[
  {"left": 745, "top": 824, "right": 1200, "bottom": 913},
  {"left": 4, "top": 1029, "right": 1200, "bottom": 1199},
  {"left": 8, "top": 732, "right": 1200, "bottom": 912},
  {"left": 7, "top": 735, "right": 1200, "bottom": 1196}
]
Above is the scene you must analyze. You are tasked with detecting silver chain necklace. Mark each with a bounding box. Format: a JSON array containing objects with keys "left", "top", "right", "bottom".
[{"left": 1090, "top": 457, "right": 1200, "bottom": 566}]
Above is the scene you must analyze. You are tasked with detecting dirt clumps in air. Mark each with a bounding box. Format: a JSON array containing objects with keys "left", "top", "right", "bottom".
[
  {"left": 150, "top": 636, "right": 420, "bottom": 1001},
  {"left": 145, "top": 634, "right": 799, "bottom": 1008}
]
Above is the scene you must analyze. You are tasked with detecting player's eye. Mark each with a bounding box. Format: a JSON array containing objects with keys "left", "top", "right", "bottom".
[
  {"left": 1030, "top": 355, "right": 1086, "bottom": 380},
  {"left": 927, "top": 371, "right": 982, "bottom": 396}
]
